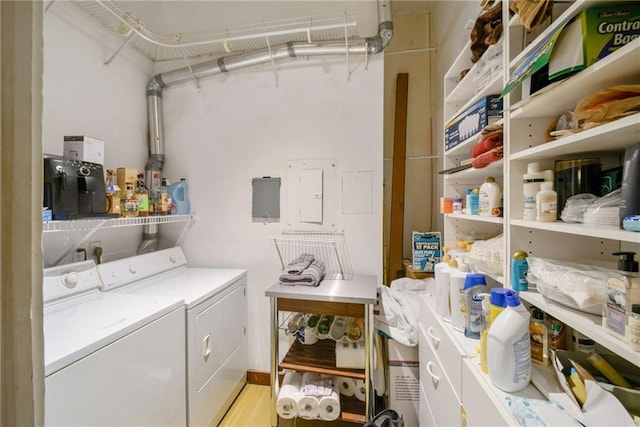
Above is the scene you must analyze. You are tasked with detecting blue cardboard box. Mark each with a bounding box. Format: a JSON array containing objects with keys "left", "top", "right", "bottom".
[
  {"left": 412, "top": 231, "right": 441, "bottom": 272},
  {"left": 444, "top": 95, "right": 503, "bottom": 151}
]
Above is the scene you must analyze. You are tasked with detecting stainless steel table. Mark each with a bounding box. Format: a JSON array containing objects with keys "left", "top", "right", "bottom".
[{"left": 265, "top": 274, "right": 377, "bottom": 425}]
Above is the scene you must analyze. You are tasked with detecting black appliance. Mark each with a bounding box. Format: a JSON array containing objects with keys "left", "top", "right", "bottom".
[{"left": 43, "top": 154, "right": 109, "bottom": 220}]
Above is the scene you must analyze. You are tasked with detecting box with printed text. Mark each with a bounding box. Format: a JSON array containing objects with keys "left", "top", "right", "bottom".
[
  {"left": 63, "top": 135, "right": 104, "bottom": 165},
  {"left": 412, "top": 231, "right": 441, "bottom": 272}
]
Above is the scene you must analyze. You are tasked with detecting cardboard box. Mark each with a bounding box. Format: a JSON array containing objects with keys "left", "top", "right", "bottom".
[
  {"left": 388, "top": 339, "right": 419, "bottom": 427},
  {"left": 444, "top": 96, "right": 503, "bottom": 151},
  {"left": 412, "top": 231, "right": 441, "bottom": 272},
  {"left": 63, "top": 136, "right": 104, "bottom": 164},
  {"left": 503, "top": 3, "right": 640, "bottom": 97},
  {"left": 404, "top": 261, "right": 434, "bottom": 280},
  {"left": 117, "top": 168, "right": 138, "bottom": 191}
]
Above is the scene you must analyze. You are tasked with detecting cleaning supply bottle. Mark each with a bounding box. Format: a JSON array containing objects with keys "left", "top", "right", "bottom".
[
  {"left": 449, "top": 258, "right": 470, "bottom": 332},
  {"left": 434, "top": 247, "right": 453, "bottom": 321},
  {"left": 463, "top": 274, "right": 488, "bottom": 339},
  {"left": 489, "top": 288, "right": 507, "bottom": 324},
  {"left": 529, "top": 307, "right": 549, "bottom": 366},
  {"left": 603, "top": 251, "right": 640, "bottom": 344},
  {"left": 536, "top": 182, "right": 557, "bottom": 222},
  {"left": 167, "top": 178, "right": 190, "bottom": 215},
  {"left": 478, "top": 293, "right": 491, "bottom": 374},
  {"left": 511, "top": 251, "right": 529, "bottom": 291},
  {"left": 523, "top": 162, "right": 545, "bottom": 221},
  {"left": 479, "top": 176, "right": 502, "bottom": 217},
  {"left": 487, "top": 291, "right": 531, "bottom": 392},
  {"left": 619, "top": 143, "right": 640, "bottom": 228}
]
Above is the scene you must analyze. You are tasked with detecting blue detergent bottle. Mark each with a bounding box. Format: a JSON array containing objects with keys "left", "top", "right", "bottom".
[{"left": 167, "top": 178, "right": 190, "bottom": 215}]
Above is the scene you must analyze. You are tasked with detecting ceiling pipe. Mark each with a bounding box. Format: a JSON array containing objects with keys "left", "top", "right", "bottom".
[{"left": 138, "top": 0, "right": 392, "bottom": 254}]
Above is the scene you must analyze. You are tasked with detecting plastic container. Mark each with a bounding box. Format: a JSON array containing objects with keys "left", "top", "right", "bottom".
[
  {"left": 536, "top": 181, "right": 557, "bottom": 222},
  {"left": 487, "top": 291, "right": 532, "bottom": 392},
  {"left": 469, "top": 189, "right": 480, "bottom": 215},
  {"left": 489, "top": 288, "right": 507, "bottom": 324},
  {"left": 449, "top": 259, "right": 469, "bottom": 332},
  {"left": 529, "top": 307, "right": 549, "bottom": 366},
  {"left": 555, "top": 158, "right": 601, "bottom": 219},
  {"left": 511, "top": 251, "right": 529, "bottom": 291},
  {"left": 463, "top": 274, "right": 487, "bottom": 339},
  {"left": 620, "top": 143, "right": 640, "bottom": 228},
  {"left": 452, "top": 197, "right": 463, "bottom": 214},
  {"left": 603, "top": 251, "right": 640, "bottom": 343},
  {"left": 167, "top": 178, "right": 190, "bottom": 215},
  {"left": 523, "top": 162, "right": 544, "bottom": 221},
  {"left": 478, "top": 293, "right": 491, "bottom": 374},
  {"left": 479, "top": 176, "right": 502, "bottom": 217},
  {"left": 434, "top": 249, "right": 453, "bottom": 321}
]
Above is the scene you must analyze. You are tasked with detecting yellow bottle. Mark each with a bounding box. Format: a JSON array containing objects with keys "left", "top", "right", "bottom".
[
  {"left": 120, "top": 182, "right": 139, "bottom": 217},
  {"left": 478, "top": 293, "right": 491, "bottom": 374}
]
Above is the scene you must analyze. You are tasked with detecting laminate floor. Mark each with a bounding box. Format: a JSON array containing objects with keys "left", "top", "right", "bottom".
[{"left": 218, "top": 384, "right": 360, "bottom": 427}]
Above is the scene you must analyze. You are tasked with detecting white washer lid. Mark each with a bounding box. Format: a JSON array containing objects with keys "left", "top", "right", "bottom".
[
  {"left": 123, "top": 268, "right": 247, "bottom": 308},
  {"left": 44, "top": 291, "right": 183, "bottom": 376}
]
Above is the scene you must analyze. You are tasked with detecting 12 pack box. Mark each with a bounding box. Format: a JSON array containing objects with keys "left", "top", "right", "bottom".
[{"left": 412, "top": 231, "right": 441, "bottom": 272}]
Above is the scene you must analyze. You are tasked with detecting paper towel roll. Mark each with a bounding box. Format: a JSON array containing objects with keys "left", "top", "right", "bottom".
[
  {"left": 337, "top": 376, "right": 356, "bottom": 397},
  {"left": 276, "top": 371, "right": 301, "bottom": 419},
  {"left": 353, "top": 379, "right": 366, "bottom": 402},
  {"left": 318, "top": 382, "right": 341, "bottom": 421},
  {"left": 300, "top": 372, "right": 322, "bottom": 394},
  {"left": 296, "top": 395, "right": 320, "bottom": 420}
]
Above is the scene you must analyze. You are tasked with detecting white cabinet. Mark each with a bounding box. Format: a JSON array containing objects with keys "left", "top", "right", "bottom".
[{"left": 432, "top": 0, "right": 640, "bottom": 424}]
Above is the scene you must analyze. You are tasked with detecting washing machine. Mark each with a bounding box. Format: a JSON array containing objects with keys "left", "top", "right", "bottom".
[
  {"left": 43, "top": 259, "right": 186, "bottom": 426},
  {"left": 97, "top": 247, "right": 248, "bottom": 427}
]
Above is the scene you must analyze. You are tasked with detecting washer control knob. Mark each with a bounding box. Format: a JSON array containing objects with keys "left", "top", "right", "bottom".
[
  {"left": 62, "top": 272, "right": 79, "bottom": 287},
  {"left": 169, "top": 255, "right": 177, "bottom": 263},
  {"left": 129, "top": 266, "right": 137, "bottom": 274}
]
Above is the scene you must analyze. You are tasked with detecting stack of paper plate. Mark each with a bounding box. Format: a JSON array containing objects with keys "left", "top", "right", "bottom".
[{"left": 583, "top": 206, "right": 620, "bottom": 226}]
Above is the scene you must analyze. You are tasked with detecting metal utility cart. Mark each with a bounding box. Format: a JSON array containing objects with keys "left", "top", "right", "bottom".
[{"left": 265, "top": 232, "right": 377, "bottom": 425}]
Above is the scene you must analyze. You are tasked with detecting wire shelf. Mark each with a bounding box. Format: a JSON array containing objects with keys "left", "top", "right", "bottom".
[
  {"left": 43, "top": 214, "right": 194, "bottom": 232},
  {"left": 70, "top": 0, "right": 361, "bottom": 61},
  {"left": 272, "top": 231, "right": 353, "bottom": 280}
]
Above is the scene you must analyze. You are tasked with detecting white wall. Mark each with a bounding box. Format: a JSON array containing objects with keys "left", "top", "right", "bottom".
[
  {"left": 43, "top": 2, "right": 383, "bottom": 373},
  {"left": 42, "top": 3, "right": 154, "bottom": 266},
  {"left": 429, "top": 1, "right": 481, "bottom": 234},
  {"left": 161, "top": 57, "right": 384, "bottom": 372}
]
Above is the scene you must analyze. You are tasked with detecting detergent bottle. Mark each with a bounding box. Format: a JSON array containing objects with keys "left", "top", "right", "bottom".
[
  {"left": 487, "top": 291, "right": 531, "bottom": 392},
  {"left": 434, "top": 247, "right": 452, "bottom": 321},
  {"left": 167, "top": 178, "right": 190, "bottom": 215}
]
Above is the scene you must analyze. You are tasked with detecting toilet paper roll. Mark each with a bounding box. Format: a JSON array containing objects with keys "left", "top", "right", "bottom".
[
  {"left": 337, "top": 376, "right": 356, "bottom": 397},
  {"left": 296, "top": 395, "right": 320, "bottom": 420},
  {"left": 276, "top": 371, "right": 301, "bottom": 419},
  {"left": 318, "top": 383, "right": 340, "bottom": 421},
  {"left": 353, "top": 379, "right": 366, "bottom": 402}
]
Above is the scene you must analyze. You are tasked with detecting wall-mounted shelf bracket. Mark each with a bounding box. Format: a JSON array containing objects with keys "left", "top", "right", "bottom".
[{"left": 104, "top": 31, "right": 135, "bottom": 65}]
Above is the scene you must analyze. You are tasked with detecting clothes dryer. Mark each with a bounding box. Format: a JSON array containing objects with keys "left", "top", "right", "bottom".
[
  {"left": 43, "top": 260, "right": 186, "bottom": 426},
  {"left": 97, "top": 247, "right": 248, "bottom": 427}
]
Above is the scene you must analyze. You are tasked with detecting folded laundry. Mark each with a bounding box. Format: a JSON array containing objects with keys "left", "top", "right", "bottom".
[
  {"left": 470, "top": 132, "right": 503, "bottom": 158},
  {"left": 472, "top": 146, "right": 503, "bottom": 169},
  {"left": 286, "top": 253, "right": 316, "bottom": 274},
  {"left": 280, "top": 257, "right": 326, "bottom": 286}
]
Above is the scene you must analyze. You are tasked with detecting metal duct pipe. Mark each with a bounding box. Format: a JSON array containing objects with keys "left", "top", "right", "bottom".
[{"left": 137, "top": 1, "right": 392, "bottom": 254}]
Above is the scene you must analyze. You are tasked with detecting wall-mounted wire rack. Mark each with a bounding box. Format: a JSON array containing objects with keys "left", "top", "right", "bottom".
[
  {"left": 67, "top": 0, "right": 361, "bottom": 62},
  {"left": 272, "top": 231, "right": 353, "bottom": 280}
]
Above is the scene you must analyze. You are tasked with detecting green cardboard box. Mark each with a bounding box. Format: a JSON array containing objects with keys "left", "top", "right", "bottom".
[{"left": 503, "top": 3, "right": 639, "bottom": 96}]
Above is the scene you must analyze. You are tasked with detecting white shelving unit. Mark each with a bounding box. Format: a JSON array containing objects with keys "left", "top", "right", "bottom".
[{"left": 436, "top": 1, "right": 640, "bottom": 424}]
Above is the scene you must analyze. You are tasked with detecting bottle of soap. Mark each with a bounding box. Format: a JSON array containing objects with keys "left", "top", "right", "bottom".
[
  {"left": 536, "top": 182, "right": 557, "bottom": 222},
  {"left": 523, "top": 162, "right": 544, "bottom": 221},
  {"left": 463, "top": 274, "right": 488, "bottom": 339},
  {"left": 511, "top": 251, "right": 529, "bottom": 292},
  {"left": 479, "top": 176, "right": 502, "bottom": 217}
]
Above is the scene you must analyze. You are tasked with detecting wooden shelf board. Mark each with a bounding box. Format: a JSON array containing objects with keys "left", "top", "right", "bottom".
[{"left": 280, "top": 339, "right": 365, "bottom": 379}]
